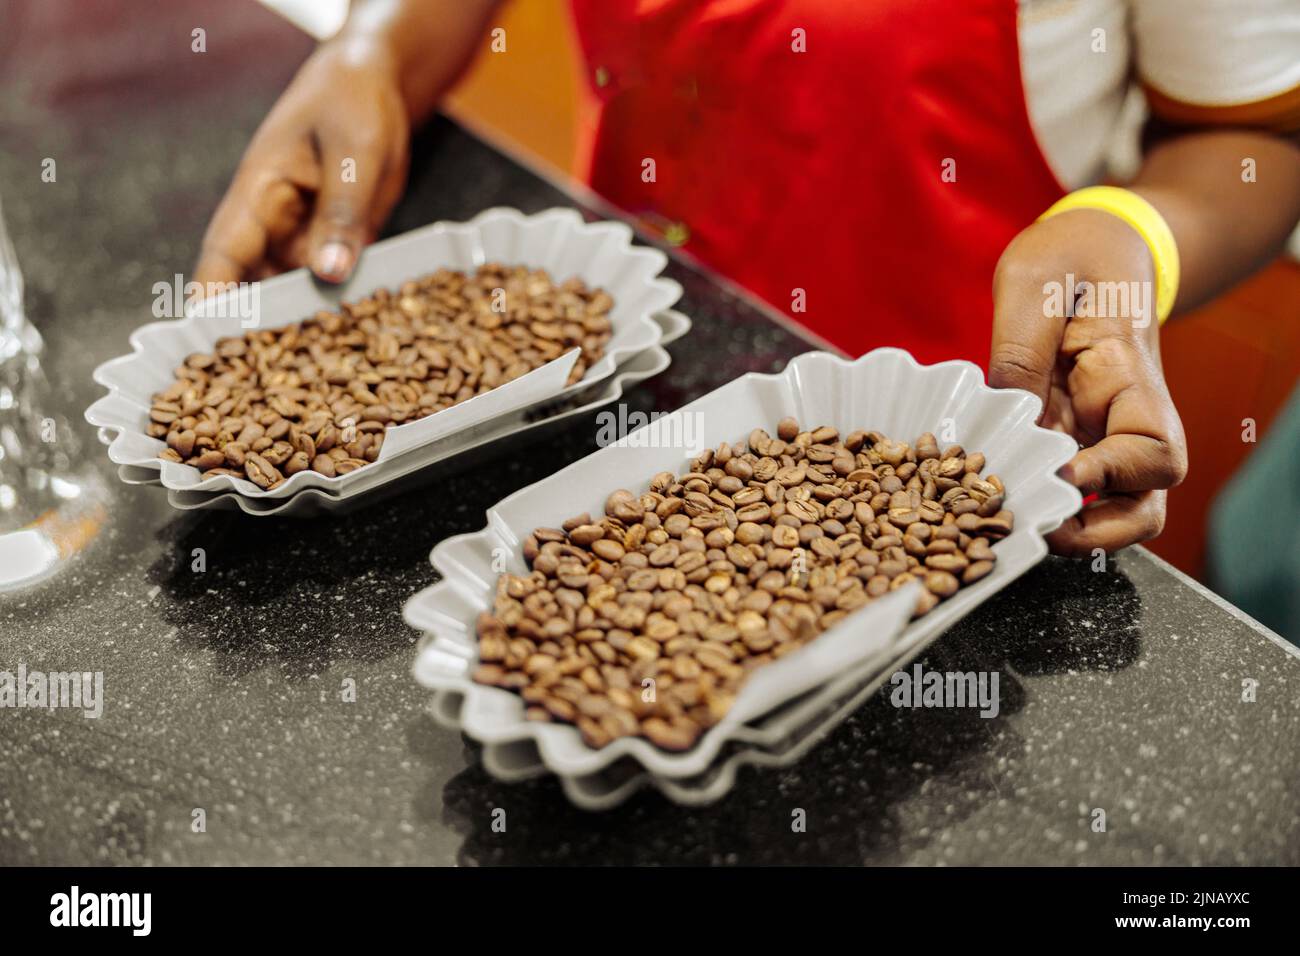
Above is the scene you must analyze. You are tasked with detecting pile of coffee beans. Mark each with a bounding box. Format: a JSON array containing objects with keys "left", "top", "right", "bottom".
[
  {"left": 474, "top": 420, "right": 1013, "bottom": 751},
  {"left": 149, "top": 264, "right": 613, "bottom": 487}
]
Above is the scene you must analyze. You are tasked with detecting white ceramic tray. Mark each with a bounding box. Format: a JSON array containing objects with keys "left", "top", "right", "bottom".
[
  {"left": 405, "top": 349, "right": 1083, "bottom": 798},
  {"left": 156, "top": 310, "right": 690, "bottom": 516},
  {"left": 467, "top": 577, "right": 978, "bottom": 808},
  {"left": 86, "top": 207, "right": 682, "bottom": 499},
  {"left": 103, "top": 307, "right": 690, "bottom": 492},
  {"left": 471, "top": 626, "right": 934, "bottom": 809},
  {"left": 440, "top": 583, "right": 935, "bottom": 809}
]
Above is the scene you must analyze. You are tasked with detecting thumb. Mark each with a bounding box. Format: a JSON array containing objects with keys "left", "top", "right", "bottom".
[
  {"left": 988, "top": 256, "right": 1067, "bottom": 420},
  {"left": 307, "top": 139, "right": 387, "bottom": 284}
]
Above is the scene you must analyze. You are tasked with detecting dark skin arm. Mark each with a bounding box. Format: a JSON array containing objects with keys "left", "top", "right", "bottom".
[
  {"left": 990, "top": 128, "right": 1300, "bottom": 555},
  {"left": 1134, "top": 128, "right": 1300, "bottom": 310},
  {"left": 193, "top": 0, "right": 502, "bottom": 288}
]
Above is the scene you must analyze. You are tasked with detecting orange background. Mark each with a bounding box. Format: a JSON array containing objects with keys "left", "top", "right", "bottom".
[
  {"left": 446, "top": 0, "right": 1300, "bottom": 582},
  {"left": 444, "top": 0, "right": 585, "bottom": 178}
]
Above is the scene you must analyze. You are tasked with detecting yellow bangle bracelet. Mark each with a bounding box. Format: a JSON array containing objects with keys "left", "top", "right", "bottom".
[{"left": 1038, "top": 186, "right": 1181, "bottom": 325}]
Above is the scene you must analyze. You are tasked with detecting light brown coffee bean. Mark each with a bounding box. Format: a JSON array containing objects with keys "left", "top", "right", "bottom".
[
  {"left": 152, "top": 264, "right": 614, "bottom": 479},
  {"left": 977, "top": 515, "right": 1013, "bottom": 537},
  {"left": 591, "top": 539, "right": 625, "bottom": 561},
  {"left": 476, "top": 422, "right": 1012, "bottom": 751},
  {"left": 771, "top": 524, "right": 800, "bottom": 548},
  {"left": 569, "top": 524, "right": 605, "bottom": 546},
  {"left": 283, "top": 451, "right": 310, "bottom": 475},
  {"left": 642, "top": 717, "right": 698, "bottom": 751},
  {"left": 925, "top": 552, "right": 970, "bottom": 573},
  {"left": 243, "top": 453, "right": 281, "bottom": 488},
  {"left": 648, "top": 542, "right": 680, "bottom": 567},
  {"left": 168, "top": 428, "right": 196, "bottom": 458},
  {"left": 786, "top": 499, "right": 820, "bottom": 523},
  {"left": 192, "top": 449, "right": 225, "bottom": 470},
  {"left": 924, "top": 570, "right": 960, "bottom": 598}
]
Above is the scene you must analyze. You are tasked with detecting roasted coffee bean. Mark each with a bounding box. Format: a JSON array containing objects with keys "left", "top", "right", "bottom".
[
  {"left": 192, "top": 449, "right": 225, "bottom": 470},
  {"left": 648, "top": 542, "right": 680, "bottom": 566},
  {"left": 151, "top": 264, "right": 613, "bottom": 479},
  {"left": 311, "top": 454, "right": 337, "bottom": 478},
  {"left": 786, "top": 499, "right": 820, "bottom": 523},
  {"left": 642, "top": 717, "right": 698, "bottom": 751},
  {"left": 914, "top": 590, "right": 940, "bottom": 615},
  {"left": 771, "top": 524, "right": 800, "bottom": 548},
  {"left": 591, "top": 539, "right": 625, "bottom": 561},
  {"left": 243, "top": 453, "right": 281, "bottom": 489},
  {"left": 978, "top": 515, "right": 1013, "bottom": 537},
  {"left": 475, "top": 420, "right": 1013, "bottom": 752},
  {"left": 925, "top": 552, "right": 970, "bottom": 573},
  {"left": 924, "top": 569, "right": 960, "bottom": 598},
  {"left": 569, "top": 523, "right": 605, "bottom": 546}
]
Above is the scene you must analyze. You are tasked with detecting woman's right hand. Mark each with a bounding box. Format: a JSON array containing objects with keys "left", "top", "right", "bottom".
[{"left": 193, "top": 37, "right": 411, "bottom": 289}]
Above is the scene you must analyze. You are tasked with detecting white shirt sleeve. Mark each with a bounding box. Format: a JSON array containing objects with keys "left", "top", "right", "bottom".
[
  {"left": 1133, "top": 0, "right": 1300, "bottom": 107},
  {"left": 1018, "top": 0, "right": 1133, "bottom": 189}
]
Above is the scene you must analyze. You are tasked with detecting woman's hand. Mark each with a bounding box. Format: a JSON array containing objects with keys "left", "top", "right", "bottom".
[
  {"left": 193, "top": 37, "right": 411, "bottom": 287},
  {"left": 989, "top": 208, "right": 1189, "bottom": 556}
]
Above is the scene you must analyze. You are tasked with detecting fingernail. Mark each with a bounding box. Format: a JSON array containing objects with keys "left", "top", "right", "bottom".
[{"left": 313, "top": 241, "right": 354, "bottom": 283}]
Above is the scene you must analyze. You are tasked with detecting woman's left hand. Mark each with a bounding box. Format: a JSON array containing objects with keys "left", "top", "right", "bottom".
[{"left": 988, "top": 207, "right": 1189, "bottom": 557}]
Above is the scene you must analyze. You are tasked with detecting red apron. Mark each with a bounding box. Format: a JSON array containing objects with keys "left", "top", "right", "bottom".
[{"left": 568, "top": 0, "right": 1066, "bottom": 366}]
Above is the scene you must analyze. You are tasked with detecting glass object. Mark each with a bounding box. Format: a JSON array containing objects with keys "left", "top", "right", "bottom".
[{"left": 0, "top": 192, "right": 108, "bottom": 590}]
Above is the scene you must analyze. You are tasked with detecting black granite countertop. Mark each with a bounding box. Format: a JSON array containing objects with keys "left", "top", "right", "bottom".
[{"left": 1, "top": 4, "right": 1297, "bottom": 866}]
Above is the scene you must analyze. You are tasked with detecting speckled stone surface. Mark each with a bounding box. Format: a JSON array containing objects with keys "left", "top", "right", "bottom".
[{"left": 1, "top": 7, "right": 1297, "bottom": 866}]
